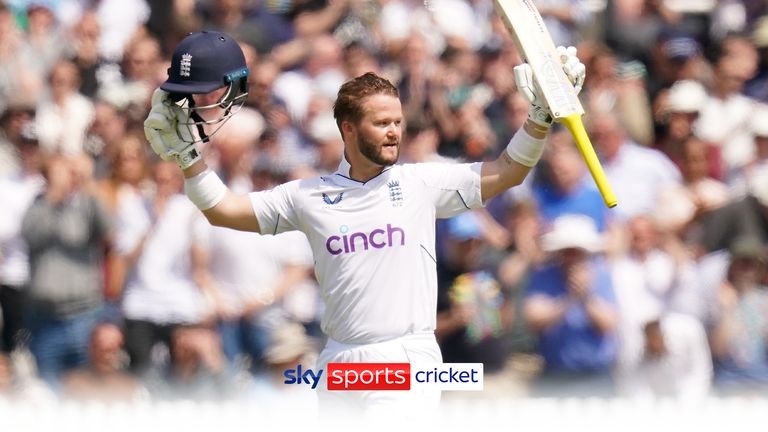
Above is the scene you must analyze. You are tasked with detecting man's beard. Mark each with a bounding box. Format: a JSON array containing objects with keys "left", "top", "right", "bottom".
[{"left": 359, "top": 135, "right": 399, "bottom": 166}]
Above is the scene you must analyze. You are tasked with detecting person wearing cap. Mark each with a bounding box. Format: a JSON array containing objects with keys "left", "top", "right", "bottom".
[
  {"left": 709, "top": 236, "right": 768, "bottom": 395},
  {"left": 144, "top": 31, "right": 586, "bottom": 412},
  {"left": 647, "top": 31, "right": 708, "bottom": 100},
  {"left": 655, "top": 79, "right": 723, "bottom": 181},
  {"left": 523, "top": 214, "right": 618, "bottom": 397}
]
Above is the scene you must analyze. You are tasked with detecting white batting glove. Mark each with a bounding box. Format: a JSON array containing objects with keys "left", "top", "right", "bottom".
[
  {"left": 144, "top": 89, "right": 201, "bottom": 169},
  {"left": 513, "top": 45, "right": 586, "bottom": 129}
]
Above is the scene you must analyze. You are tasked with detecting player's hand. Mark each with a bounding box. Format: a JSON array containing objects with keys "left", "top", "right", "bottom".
[
  {"left": 144, "top": 88, "right": 200, "bottom": 169},
  {"left": 513, "top": 45, "right": 586, "bottom": 128}
]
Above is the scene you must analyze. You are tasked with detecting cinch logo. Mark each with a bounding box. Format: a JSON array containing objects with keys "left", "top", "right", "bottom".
[
  {"left": 325, "top": 224, "right": 405, "bottom": 255},
  {"left": 283, "top": 363, "right": 483, "bottom": 391}
]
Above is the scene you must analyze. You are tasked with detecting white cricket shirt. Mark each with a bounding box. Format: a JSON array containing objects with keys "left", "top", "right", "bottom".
[{"left": 249, "top": 157, "right": 484, "bottom": 344}]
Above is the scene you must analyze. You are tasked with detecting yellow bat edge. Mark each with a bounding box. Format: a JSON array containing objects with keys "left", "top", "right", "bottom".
[{"left": 560, "top": 114, "right": 618, "bottom": 208}]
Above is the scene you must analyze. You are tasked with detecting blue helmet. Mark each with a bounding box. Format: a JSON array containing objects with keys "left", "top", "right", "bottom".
[{"left": 161, "top": 31, "right": 249, "bottom": 143}]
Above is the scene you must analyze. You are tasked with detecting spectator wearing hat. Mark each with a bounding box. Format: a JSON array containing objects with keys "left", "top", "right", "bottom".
[
  {"left": 524, "top": 214, "right": 618, "bottom": 397},
  {"left": 250, "top": 321, "right": 319, "bottom": 413},
  {"left": 709, "top": 237, "right": 768, "bottom": 395},
  {"left": 647, "top": 31, "right": 709, "bottom": 100},
  {"left": 655, "top": 79, "right": 723, "bottom": 181}
]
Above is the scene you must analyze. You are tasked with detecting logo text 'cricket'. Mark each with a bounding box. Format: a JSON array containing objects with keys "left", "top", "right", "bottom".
[{"left": 325, "top": 224, "right": 405, "bottom": 255}]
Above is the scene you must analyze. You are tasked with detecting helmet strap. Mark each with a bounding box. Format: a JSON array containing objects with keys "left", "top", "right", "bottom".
[{"left": 186, "top": 96, "right": 211, "bottom": 143}]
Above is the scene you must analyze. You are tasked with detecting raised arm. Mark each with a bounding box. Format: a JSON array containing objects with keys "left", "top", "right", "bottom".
[
  {"left": 144, "top": 89, "right": 261, "bottom": 233},
  {"left": 480, "top": 46, "right": 585, "bottom": 202},
  {"left": 182, "top": 161, "right": 260, "bottom": 232}
]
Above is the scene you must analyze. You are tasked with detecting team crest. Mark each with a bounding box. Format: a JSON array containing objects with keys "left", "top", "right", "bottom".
[
  {"left": 322, "top": 192, "right": 344, "bottom": 205},
  {"left": 387, "top": 180, "right": 403, "bottom": 207},
  {"left": 180, "top": 53, "right": 193, "bottom": 77}
]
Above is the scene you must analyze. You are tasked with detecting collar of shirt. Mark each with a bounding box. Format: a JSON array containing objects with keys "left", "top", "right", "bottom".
[{"left": 332, "top": 154, "right": 394, "bottom": 187}]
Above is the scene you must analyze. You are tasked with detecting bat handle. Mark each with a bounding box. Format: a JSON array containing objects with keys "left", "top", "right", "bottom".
[{"left": 560, "top": 114, "right": 618, "bottom": 208}]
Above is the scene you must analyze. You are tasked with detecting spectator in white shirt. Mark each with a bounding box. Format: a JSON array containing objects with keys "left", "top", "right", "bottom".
[
  {"left": 589, "top": 111, "right": 682, "bottom": 221},
  {"left": 116, "top": 161, "right": 212, "bottom": 376}
]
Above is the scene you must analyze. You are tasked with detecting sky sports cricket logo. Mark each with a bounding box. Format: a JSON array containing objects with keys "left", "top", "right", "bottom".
[{"left": 283, "top": 363, "right": 483, "bottom": 391}]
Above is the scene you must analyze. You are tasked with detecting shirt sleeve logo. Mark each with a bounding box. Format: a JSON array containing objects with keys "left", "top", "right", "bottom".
[
  {"left": 387, "top": 180, "right": 403, "bottom": 207},
  {"left": 322, "top": 192, "right": 344, "bottom": 205}
]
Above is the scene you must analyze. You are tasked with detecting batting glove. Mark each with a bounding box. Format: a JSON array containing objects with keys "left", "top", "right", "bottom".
[
  {"left": 513, "top": 45, "right": 586, "bottom": 129},
  {"left": 144, "top": 89, "right": 201, "bottom": 169}
]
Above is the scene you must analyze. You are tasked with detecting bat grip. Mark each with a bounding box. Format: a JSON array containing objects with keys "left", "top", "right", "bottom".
[{"left": 560, "top": 114, "right": 618, "bottom": 208}]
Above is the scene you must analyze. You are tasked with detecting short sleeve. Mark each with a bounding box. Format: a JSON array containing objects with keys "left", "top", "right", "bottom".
[
  {"left": 248, "top": 181, "right": 301, "bottom": 235},
  {"left": 411, "top": 162, "right": 484, "bottom": 219}
]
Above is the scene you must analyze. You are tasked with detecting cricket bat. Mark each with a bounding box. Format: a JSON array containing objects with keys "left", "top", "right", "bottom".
[{"left": 493, "top": 0, "right": 618, "bottom": 208}]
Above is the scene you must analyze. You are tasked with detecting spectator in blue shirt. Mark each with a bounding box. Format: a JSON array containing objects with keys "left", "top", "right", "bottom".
[{"left": 524, "top": 214, "right": 618, "bottom": 397}]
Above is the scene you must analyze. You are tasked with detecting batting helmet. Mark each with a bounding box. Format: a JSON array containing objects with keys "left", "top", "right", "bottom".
[{"left": 161, "top": 31, "right": 249, "bottom": 143}]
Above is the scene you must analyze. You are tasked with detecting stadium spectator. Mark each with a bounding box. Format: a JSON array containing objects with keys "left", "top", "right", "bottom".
[
  {"left": 654, "top": 79, "right": 722, "bottom": 180},
  {"left": 21, "top": 154, "right": 111, "bottom": 388},
  {"left": 531, "top": 129, "right": 609, "bottom": 231},
  {"left": 65, "top": 10, "right": 112, "bottom": 99},
  {"left": 0, "top": 124, "right": 44, "bottom": 354},
  {"left": 195, "top": 110, "right": 314, "bottom": 373},
  {"left": 698, "top": 164, "right": 768, "bottom": 254},
  {"left": 524, "top": 214, "right": 618, "bottom": 397},
  {"left": 614, "top": 310, "right": 712, "bottom": 400},
  {"left": 612, "top": 215, "right": 702, "bottom": 320},
  {"left": 0, "top": 351, "right": 56, "bottom": 404},
  {"left": 0, "top": 3, "right": 46, "bottom": 114},
  {"left": 436, "top": 211, "right": 513, "bottom": 373},
  {"left": 250, "top": 321, "right": 319, "bottom": 412},
  {"left": 61, "top": 322, "right": 146, "bottom": 402},
  {"left": 709, "top": 237, "right": 768, "bottom": 395},
  {"left": 696, "top": 39, "right": 759, "bottom": 178},
  {"left": 655, "top": 135, "right": 730, "bottom": 241},
  {"left": 34, "top": 60, "right": 95, "bottom": 155},
  {"left": 646, "top": 31, "right": 709, "bottom": 99},
  {"left": 0, "top": 100, "right": 36, "bottom": 176},
  {"left": 115, "top": 160, "right": 212, "bottom": 376},
  {"left": 146, "top": 324, "right": 239, "bottom": 401},
  {"left": 589, "top": 110, "right": 681, "bottom": 221}
]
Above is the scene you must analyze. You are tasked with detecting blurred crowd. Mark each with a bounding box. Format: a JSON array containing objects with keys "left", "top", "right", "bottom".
[{"left": 0, "top": 0, "right": 767, "bottom": 405}]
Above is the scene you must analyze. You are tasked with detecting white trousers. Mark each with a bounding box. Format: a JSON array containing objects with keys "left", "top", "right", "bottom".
[{"left": 316, "top": 332, "right": 442, "bottom": 418}]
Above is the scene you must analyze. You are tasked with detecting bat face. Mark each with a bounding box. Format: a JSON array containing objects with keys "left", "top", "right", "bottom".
[{"left": 493, "top": 0, "right": 583, "bottom": 119}]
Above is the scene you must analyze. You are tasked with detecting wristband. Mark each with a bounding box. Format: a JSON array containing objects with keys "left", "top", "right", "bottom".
[
  {"left": 184, "top": 169, "right": 227, "bottom": 210},
  {"left": 505, "top": 128, "right": 546, "bottom": 167}
]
